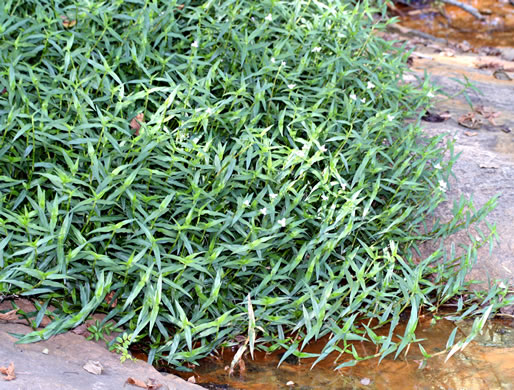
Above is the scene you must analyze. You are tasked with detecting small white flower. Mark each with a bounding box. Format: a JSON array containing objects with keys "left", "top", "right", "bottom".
[
  {"left": 498, "top": 281, "right": 507, "bottom": 289},
  {"left": 319, "top": 145, "right": 327, "bottom": 153},
  {"left": 312, "top": 47, "right": 322, "bottom": 53},
  {"left": 367, "top": 81, "right": 375, "bottom": 89},
  {"left": 294, "top": 149, "right": 306, "bottom": 158},
  {"left": 269, "top": 192, "right": 278, "bottom": 200},
  {"left": 281, "top": 61, "right": 286, "bottom": 67},
  {"left": 427, "top": 91, "right": 435, "bottom": 98},
  {"left": 330, "top": 204, "right": 336, "bottom": 209},
  {"left": 387, "top": 114, "right": 394, "bottom": 121},
  {"left": 271, "top": 57, "right": 276, "bottom": 64},
  {"left": 438, "top": 179, "right": 447, "bottom": 192},
  {"left": 191, "top": 40, "right": 199, "bottom": 48},
  {"left": 350, "top": 93, "right": 357, "bottom": 101},
  {"left": 361, "top": 97, "right": 366, "bottom": 103},
  {"left": 433, "top": 163, "right": 442, "bottom": 170},
  {"left": 321, "top": 194, "right": 329, "bottom": 201},
  {"left": 260, "top": 207, "right": 267, "bottom": 215},
  {"left": 265, "top": 13, "right": 272, "bottom": 22},
  {"left": 206, "top": 107, "right": 213, "bottom": 115},
  {"left": 287, "top": 84, "right": 296, "bottom": 89},
  {"left": 243, "top": 199, "right": 250, "bottom": 207},
  {"left": 278, "top": 218, "right": 286, "bottom": 227}
]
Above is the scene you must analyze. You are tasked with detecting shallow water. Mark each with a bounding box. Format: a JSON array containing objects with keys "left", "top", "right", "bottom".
[
  {"left": 397, "top": 0, "right": 514, "bottom": 47},
  {"left": 163, "top": 317, "right": 514, "bottom": 390}
]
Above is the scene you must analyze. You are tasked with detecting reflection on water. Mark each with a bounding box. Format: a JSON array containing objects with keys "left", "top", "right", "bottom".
[
  {"left": 165, "top": 318, "right": 514, "bottom": 390},
  {"left": 397, "top": 0, "right": 514, "bottom": 47}
]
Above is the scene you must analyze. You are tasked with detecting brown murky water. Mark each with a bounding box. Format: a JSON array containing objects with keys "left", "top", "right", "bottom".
[
  {"left": 160, "top": 317, "right": 514, "bottom": 390},
  {"left": 397, "top": 0, "right": 514, "bottom": 47}
]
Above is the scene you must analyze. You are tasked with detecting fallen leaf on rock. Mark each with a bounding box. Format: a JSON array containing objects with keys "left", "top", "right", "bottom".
[
  {"left": 126, "top": 377, "right": 163, "bottom": 389},
  {"left": 83, "top": 360, "right": 103, "bottom": 375},
  {"left": 422, "top": 111, "right": 446, "bottom": 123},
  {"left": 42, "top": 348, "right": 49, "bottom": 355},
  {"left": 493, "top": 70, "right": 512, "bottom": 81},
  {"left": 464, "top": 131, "right": 477, "bottom": 137},
  {"left": 458, "top": 113, "right": 482, "bottom": 129},
  {"left": 130, "top": 113, "right": 145, "bottom": 136},
  {"left": 126, "top": 377, "right": 148, "bottom": 388},
  {"left": 439, "top": 111, "right": 451, "bottom": 120},
  {"left": 474, "top": 105, "right": 501, "bottom": 125},
  {"left": 147, "top": 378, "right": 163, "bottom": 390},
  {"left": 475, "top": 61, "right": 503, "bottom": 70},
  {"left": 0, "top": 309, "right": 18, "bottom": 322},
  {"left": 0, "top": 362, "right": 16, "bottom": 381},
  {"left": 360, "top": 377, "right": 371, "bottom": 385}
]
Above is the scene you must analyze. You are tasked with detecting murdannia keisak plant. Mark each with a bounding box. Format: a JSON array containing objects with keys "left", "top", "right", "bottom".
[{"left": 0, "top": 0, "right": 507, "bottom": 368}]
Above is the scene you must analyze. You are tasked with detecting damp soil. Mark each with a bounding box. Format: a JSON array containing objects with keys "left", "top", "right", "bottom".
[
  {"left": 395, "top": 0, "right": 514, "bottom": 47},
  {"left": 133, "top": 317, "right": 514, "bottom": 390}
]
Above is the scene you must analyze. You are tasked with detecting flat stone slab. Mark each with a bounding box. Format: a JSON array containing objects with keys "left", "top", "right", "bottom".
[
  {"left": 0, "top": 321, "right": 202, "bottom": 390},
  {"left": 406, "top": 44, "right": 514, "bottom": 288}
]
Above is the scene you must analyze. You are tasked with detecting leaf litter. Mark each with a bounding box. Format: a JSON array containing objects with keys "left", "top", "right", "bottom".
[
  {"left": 0, "top": 362, "right": 16, "bottom": 381},
  {"left": 125, "top": 377, "right": 163, "bottom": 389}
]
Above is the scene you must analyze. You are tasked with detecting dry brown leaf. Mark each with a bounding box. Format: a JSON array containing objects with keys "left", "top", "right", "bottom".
[
  {"left": 0, "top": 362, "right": 16, "bottom": 381},
  {"left": 458, "top": 113, "right": 482, "bottom": 129},
  {"left": 474, "top": 105, "right": 501, "bottom": 125},
  {"left": 104, "top": 291, "right": 118, "bottom": 308},
  {"left": 464, "top": 131, "right": 478, "bottom": 137},
  {"left": 475, "top": 61, "right": 503, "bottom": 70},
  {"left": 146, "top": 378, "right": 163, "bottom": 390},
  {"left": 177, "top": 4, "right": 185, "bottom": 9},
  {"left": 83, "top": 360, "right": 103, "bottom": 375},
  {"left": 126, "top": 377, "right": 148, "bottom": 388},
  {"left": 0, "top": 309, "right": 18, "bottom": 322},
  {"left": 130, "top": 113, "right": 145, "bottom": 136}
]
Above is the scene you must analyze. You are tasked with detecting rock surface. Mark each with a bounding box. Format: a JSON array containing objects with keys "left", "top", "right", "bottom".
[
  {"left": 406, "top": 44, "right": 514, "bottom": 288},
  {"left": 0, "top": 319, "right": 202, "bottom": 390}
]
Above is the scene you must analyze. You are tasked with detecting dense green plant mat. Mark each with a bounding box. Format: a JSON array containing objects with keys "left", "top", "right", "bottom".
[{"left": 0, "top": 0, "right": 510, "bottom": 368}]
